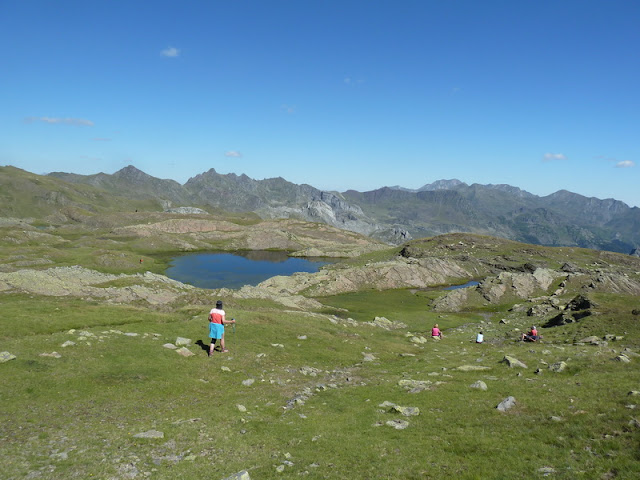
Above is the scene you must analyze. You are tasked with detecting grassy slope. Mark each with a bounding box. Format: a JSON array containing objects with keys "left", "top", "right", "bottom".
[
  {"left": 2, "top": 291, "right": 640, "bottom": 479},
  {"left": 1, "top": 229, "right": 640, "bottom": 479}
]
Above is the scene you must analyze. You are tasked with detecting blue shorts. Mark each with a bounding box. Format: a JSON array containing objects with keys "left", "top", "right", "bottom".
[{"left": 209, "top": 323, "right": 224, "bottom": 340}]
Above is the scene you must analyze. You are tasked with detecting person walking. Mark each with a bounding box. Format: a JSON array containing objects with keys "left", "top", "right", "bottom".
[{"left": 208, "top": 300, "right": 236, "bottom": 356}]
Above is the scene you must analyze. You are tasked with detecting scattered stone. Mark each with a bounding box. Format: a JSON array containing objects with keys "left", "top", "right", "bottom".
[
  {"left": 470, "top": 381, "right": 488, "bottom": 391},
  {"left": 455, "top": 365, "right": 491, "bottom": 372},
  {"left": 496, "top": 396, "right": 517, "bottom": 412},
  {"left": 124, "top": 332, "right": 139, "bottom": 337},
  {"left": 621, "top": 348, "right": 640, "bottom": 358},
  {"left": 236, "top": 404, "right": 247, "bottom": 412},
  {"left": 566, "top": 294, "right": 595, "bottom": 311},
  {"left": 369, "top": 316, "right": 407, "bottom": 330},
  {"left": 398, "top": 379, "right": 433, "bottom": 393},
  {"left": 550, "top": 416, "right": 563, "bottom": 422},
  {"left": 163, "top": 343, "right": 177, "bottom": 349},
  {"left": 297, "top": 335, "right": 307, "bottom": 340},
  {"left": 242, "top": 379, "right": 255, "bottom": 386},
  {"left": 133, "top": 430, "right": 164, "bottom": 439},
  {"left": 629, "top": 419, "right": 640, "bottom": 429},
  {"left": 221, "top": 366, "right": 231, "bottom": 372},
  {"left": 300, "top": 366, "right": 321, "bottom": 376},
  {"left": 39, "top": 352, "right": 62, "bottom": 358},
  {"left": 175, "top": 337, "right": 191, "bottom": 346},
  {"left": 389, "top": 405, "right": 420, "bottom": 416},
  {"left": 275, "top": 465, "right": 285, "bottom": 473},
  {"left": 175, "top": 347, "right": 195, "bottom": 357},
  {"left": 501, "top": 356, "right": 527, "bottom": 369},
  {"left": 386, "top": 419, "right": 409, "bottom": 430},
  {"left": 0, "top": 352, "right": 17, "bottom": 363},
  {"left": 628, "top": 391, "right": 640, "bottom": 396},
  {"left": 548, "top": 361, "right": 568, "bottom": 373},
  {"left": 409, "top": 335, "right": 428, "bottom": 344},
  {"left": 61, "top": 341, "right": 76, "bottom": 348},
  {"left": 271, "top": 344, "right": 284, "bottom": 348},
  {"left": 362, "top": 353, "right": 376, "bottom": 362},
  {"left": 538, "top": 466, "right": 556, "bottom": 475},
  {"left": 615, "top": 354, "right": 631, "bottom": 363},
  {"left": 399, "top": 353, "right": 416, "bottom": 357}
]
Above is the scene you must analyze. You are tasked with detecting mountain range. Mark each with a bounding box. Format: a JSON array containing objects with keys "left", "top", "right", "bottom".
[{"left": 2, "top": 164, "right": 638, "bottom": 254}]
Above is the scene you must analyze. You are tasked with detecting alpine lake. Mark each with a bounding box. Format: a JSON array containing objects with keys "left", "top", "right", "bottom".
[{"left": 164, "top": 250, "right": 334, "bottom": 289}]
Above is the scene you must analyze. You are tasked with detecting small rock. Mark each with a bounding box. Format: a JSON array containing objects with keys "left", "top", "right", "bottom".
[
  {"left": 538, "top": 466, "right": 556, "bottom": 475},
  {"left": 237, "top": 404, "right": 247, "bottom": 412},
  {"left": 390, "top": 405, "right": 420, "bottom": 416},
  {"left": 163, "top": 343, "right": 177, "bottom": 349},
  {"left": 242, "top": 379, "right": 255, "bottom": 386},
  {"left": 496, "top": 396, "right": 517, "bottom": 412},
  {"left": 386, "top": 419, "right": 409, "bottom": 430},
  {"left": 614, "top": 354, "right": 631, "bottom": 363},
  {"left": 39, "top": 352, "right": 62, "bottom": 358},
  {"left": 470, "top": 381, "right": 488, "bottom": 391},
  {"left": 61, "top": 341, "right": 76, "bottom": 348},
  {"left": 175, "top": 337, "right": 191, "bottom": 346},
  {"left": 501, "top": 356, "right": 527, "bottom": 369},
  {"left": 221, "top": 366, "right": 231, "bottom": 372},
  {"left": 362, "top": 353, "right": 376, "bottom": 362},
  {"left": 548, "top": 361, "right": 567, "bottom": 373},
  {"left": 297, "top": 335, "right": 307, "bottom": 340},
  {"left": 175, "top": 347, "right": 195, "bottom": 357},
  {"left": 0, "top": 352, "right": 17, "bottom": 363},
  {"left": 550, "top": 416, "right": 563, "bottom": 422},
  {"left": 134, "top": 430, "right": 164, "bottom": 439},
  {"left": 222, "top": 471, "right": 251, "bottom": 480}
]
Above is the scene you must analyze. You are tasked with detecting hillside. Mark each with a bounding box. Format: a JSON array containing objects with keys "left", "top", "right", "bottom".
[{"left": 4, "top": 165, "right": 640, "bottom": 253}]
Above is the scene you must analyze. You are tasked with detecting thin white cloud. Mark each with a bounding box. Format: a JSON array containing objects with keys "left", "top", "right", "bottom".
[
  {"left": 615, "top": 160, "right": 635, "bottom": 168},
  {"left": 161, "top": 46, "right": 180, "bottom": 57},
  {"left": 542, "top": 153, "right": 567, "bottom": 162},
  {"left": 25, "top": 116, "right": 94, "bottom": 126},
  {"left": 225, "top": 151, "right": 242, "bottom": 158}
]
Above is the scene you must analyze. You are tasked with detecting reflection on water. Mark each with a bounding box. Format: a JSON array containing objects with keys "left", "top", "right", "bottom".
[{"left": 165, "top": 251, "right": 332, "bottom": 289}]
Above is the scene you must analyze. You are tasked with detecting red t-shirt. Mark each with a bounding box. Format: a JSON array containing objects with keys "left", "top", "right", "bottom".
[
  {"left": 531, "top": 329, "right": 538, "bottom": 336},
  {"left": 209, "top": 308, "right": 225, "bottom": 324}
]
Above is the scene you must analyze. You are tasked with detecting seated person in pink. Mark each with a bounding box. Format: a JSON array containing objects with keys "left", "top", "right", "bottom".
[{"left": 431, "top": 324, "right": 443, "bottom": 339}]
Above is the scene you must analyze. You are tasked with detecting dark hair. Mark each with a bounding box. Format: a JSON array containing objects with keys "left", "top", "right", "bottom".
[{"left": 216, "top": 300, "right": 223, "bottom": 308}]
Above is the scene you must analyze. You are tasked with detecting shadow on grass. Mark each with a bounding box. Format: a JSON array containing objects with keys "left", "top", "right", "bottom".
[{"left": 195, "top": 339, "right": 210, "bottom": 354}]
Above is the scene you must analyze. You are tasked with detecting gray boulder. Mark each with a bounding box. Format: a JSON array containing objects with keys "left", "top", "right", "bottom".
[
  {"left": 0, "top": 352, "right": 16, "bottom": 363},
  {"left": 548, "top": 361, "right": 568, "bottom": 372},
  {"left": 501, "top": 356, "right": 527, "bottom": 369},
  {"left": 496, "top": 396, "right": 517, "bottom": 412},
  {"left": 223, "top": 471, "right": 251, "bottom": 480},
  {"left": 470, "top": 380, "right": 488, "bottom": 391}
]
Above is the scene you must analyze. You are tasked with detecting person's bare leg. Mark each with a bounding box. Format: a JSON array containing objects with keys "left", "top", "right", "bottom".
[{"left": 209, "top": 340, "right": 216, "bottom": 356}]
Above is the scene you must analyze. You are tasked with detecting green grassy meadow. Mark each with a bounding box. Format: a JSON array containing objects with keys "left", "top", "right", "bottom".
[{"left": 2, "top": 286, "right": 640, "bottom": 479}]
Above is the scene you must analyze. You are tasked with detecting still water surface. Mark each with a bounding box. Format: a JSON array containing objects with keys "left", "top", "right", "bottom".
[{"left": 165, "top": 251, "right": 332, "bottom": 289}]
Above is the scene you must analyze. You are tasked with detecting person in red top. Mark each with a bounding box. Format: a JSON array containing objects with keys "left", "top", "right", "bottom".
[
  {"left": 521, "top": 326, "right": 539, "bottom": 342},
  {"left": 208, "top": 300, "right": 236, "bottom": 356}
]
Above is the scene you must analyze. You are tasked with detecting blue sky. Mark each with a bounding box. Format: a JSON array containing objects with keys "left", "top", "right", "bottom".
[{"left": 1, "top": 1, "right": 639, "bottom": 206}]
